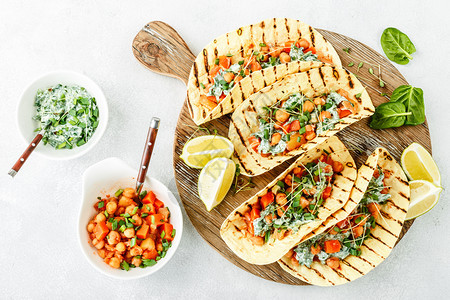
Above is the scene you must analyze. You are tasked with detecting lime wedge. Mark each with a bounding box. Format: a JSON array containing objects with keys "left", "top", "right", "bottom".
[
  {"left": 180, "top": 135, "right": 234, "bottom": 169},
  {"left": 198, "top": 158, "right": 236, "bottom": 211},
  {"left": 401, "top": 142, "right": 441, "bottom": 186},
  {"left": 405, "top": 180, "right": 442, "bottom": 220}
]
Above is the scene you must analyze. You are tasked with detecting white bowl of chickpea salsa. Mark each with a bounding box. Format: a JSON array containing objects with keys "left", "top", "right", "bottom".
[{"left": 78, "top": 157, "right": 183, "bottom": 279}]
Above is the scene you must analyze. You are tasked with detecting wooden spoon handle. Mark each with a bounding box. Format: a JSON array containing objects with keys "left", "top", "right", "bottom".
[
  {"left": 136, "top": 118, "right": 160, "bottom": 194},
  {"left": 9, "top": 133, "right": 43, "bottom": 177},
  {"left": 132, "top": 21, "right": 195, "bottom": 85}
]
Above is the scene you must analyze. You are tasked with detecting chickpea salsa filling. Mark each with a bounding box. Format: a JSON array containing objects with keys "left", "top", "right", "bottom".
[
  {"left": 87, "top": 187, "right": 176, "bottom": 270},
  {"left": 248, "top": 90, "right": 357, "bottom": 157},
  {"left": 239, "top": 152, "right": 343, "bottom": 246},
  {"left": 286, "top": 166, "right": 391, "bottom": 270},
  {"left": 199, "top": 39, "right": 333, "bottom": 111}
]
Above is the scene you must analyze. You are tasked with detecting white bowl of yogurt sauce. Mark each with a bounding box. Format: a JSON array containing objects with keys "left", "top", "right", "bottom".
[{"left": 16, "top": 70, "right": 108, "bottom": 160}]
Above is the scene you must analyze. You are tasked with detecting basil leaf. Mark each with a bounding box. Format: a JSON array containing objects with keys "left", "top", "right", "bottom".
[
  {"left": 389, "top": 85, "right": 425, "bottom": 125},
  {"left": 369, "top": 102, "right": 411, "bottom": 129},
  {"left": 380, "top": 27, "right": 416, "bottom": 65}
]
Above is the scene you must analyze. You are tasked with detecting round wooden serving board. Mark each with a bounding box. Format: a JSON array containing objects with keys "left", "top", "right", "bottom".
[{"left": 132, "top": 21, "right": 432, "bottom": 285}]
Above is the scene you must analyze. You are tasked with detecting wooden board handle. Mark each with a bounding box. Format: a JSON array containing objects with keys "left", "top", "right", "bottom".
[
  {"left": 132, "top": 21, "right": 195, "bottom": 84},
  {"left": 9, "top": 133, "right": 43, "bottom": 177}
]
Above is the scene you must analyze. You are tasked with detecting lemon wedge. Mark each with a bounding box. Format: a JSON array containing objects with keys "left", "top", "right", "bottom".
[
  {"left": 401, "top": 142, "right": 441, "bottom": 186},
  {"left": 405, "top": 180, "right": 442, "bottom": 220},
  {"left": 180, "top": 135, "right": 234, "bottom": 169},
  {"left": 198, "top": 158, "right": 236, "bottom": 211}
]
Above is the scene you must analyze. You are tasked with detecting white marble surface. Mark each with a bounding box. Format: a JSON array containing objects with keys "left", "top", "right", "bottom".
[{"left": 1, "top": 0, "right": 449, "bottom": 298}]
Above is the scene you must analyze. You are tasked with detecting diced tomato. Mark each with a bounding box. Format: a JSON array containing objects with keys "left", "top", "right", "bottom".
[
  {"left": 383, "top": 170, "right": 391, "bottom": 179},
  {"left": 373, "top": 168, "right": 380, "bottom": 178},
  {"left": 336, "top": 218, "right": 350, "bottom": 229},
  {"left": 289, "top": 120, "right": 300, "bottom": 132},
  {"left": 161, "top": 223, "right": 174, "bottom": 241},
  {"left": 250, "top": 207, "right": 261, "bottom": 220},
  {"left": 199, "top": 95, "right": 218, "bottom": 110},
  {"left": 337, "top": 108, "right": 352, "bottom": 118},
  {"left": 324, "top": 240, "right": 341, "bottom": 253},
  {"left": 153, "top": 199, "right": 164, "bottom": 211},
  {"left": 322, "top": 186, "right": 332, "bottom": 200},
  {"left": 94, "top": 221, "right": 109, "bottom": 240},
  {"left": 146, "top": 214, "right": 166, "bottom": 227},
  {"left": 283, "top": 41, "right": 295, "bottom": 53},
  {"left": 141, "top": 203, "right": 156, "bottom": 214},
  {"left": 142, "top": 191, "right": 156, "bottom": 204},
  {"left": 260, "top": 192, "right": 274, "bottom": 209},
  {"left": 136, "top": 224, "right": 149, "bottom": 239},
  {"left": 279, "top": 122, "right": 291, "bottom": 134},
  {"left": 381, "top": 187, "right": 389, "bottom": 194},
  {"left": 319, "top": 154, "right": 328, "bottom": 162},
  {"left": 218, "top": 56, "right": 231, "bottom": 69},
  {"left": 143, "top": 248, "right": 158, "bottom": 260},
  {"left": 248, "top": 136, "right": 260, "bottom": 152},
  {"left": 209, "top": 65, "right": 221, "bottom": 78},
  {"left": 207, "top": 95, "right": 218, "bottom": 103},
  {"left": 305, "top": 47, "right": 316, "bottom": 54}
]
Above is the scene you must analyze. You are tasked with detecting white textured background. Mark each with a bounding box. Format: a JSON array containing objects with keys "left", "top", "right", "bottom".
[{"left": 1, "top": 0, "right": 449, "bottom": 299}]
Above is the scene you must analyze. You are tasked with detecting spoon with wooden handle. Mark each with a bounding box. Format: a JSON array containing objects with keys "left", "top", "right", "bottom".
[
  {"left": 135, "top": 117, "right": 160, "bottom": 202},
  {"left": 8, "top": 131, "right": 45, "bottom": 177}
]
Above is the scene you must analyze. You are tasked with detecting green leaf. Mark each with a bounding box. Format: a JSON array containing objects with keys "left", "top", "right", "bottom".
[
  {"left": 369, "top": 102, "right": 411, "bottom": 129},
  {"left": 121, "top": 261, "right": 130, "bottom": 271},
  {"left": 389, "top": 85, "right": 425, "bottom": 125},
  {"left": 380, "top": 27, "right": 416, "bottom": 65}
]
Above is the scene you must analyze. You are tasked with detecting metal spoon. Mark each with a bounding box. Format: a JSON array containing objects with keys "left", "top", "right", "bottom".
[{"left": 135, "top": 117, "right": 160, "bottom": 203}]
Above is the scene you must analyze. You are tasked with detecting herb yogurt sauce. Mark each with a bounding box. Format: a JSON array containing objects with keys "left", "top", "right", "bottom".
[{"left": 33, "top": 84, "right": 99, "bottom": 149}]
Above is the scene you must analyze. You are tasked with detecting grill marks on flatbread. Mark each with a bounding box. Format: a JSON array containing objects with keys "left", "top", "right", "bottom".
[
  {"left": 220, "top": 136, "right": 357, "bottom": 265},
  {"left": 187, "top": 18, "right": 342, "bottom": 125},
  {"left": 229, "top": 66, "right": 374, "bottom": 177},
  {"left": 278, "top": 147, "right": 410, "bottom": 286}
]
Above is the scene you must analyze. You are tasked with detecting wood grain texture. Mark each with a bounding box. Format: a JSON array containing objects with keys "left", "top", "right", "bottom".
[
  {"left": 133, "top": 22, "right": 432, "bottom": 285},
  {"left": 132, "top": 21, "right": 195, "bottom": 84}
]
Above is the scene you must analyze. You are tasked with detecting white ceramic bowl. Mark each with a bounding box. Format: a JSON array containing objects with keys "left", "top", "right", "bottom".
[
  {"left": 78, "top": 157, "right": 183, "bottom": 280},
  {"left": 17, "top": 70, "right": 108, "bottom": 160}
]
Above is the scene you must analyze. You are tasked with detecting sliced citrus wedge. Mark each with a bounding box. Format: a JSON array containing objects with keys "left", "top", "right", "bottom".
[
  {"left": 401, "top": 142, "right": 441, "bottom": 186},
  {"left": 198, "top": 158, "right": 236, "bottom": 211},
  {"left": 405, "top": 180, "right": 442, "bottom": 220},
  {"left": 180, "top": 135, "right": 234, "bottom": 169}
]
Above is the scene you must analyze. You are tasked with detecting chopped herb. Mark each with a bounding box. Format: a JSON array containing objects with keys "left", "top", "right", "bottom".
[
  {"left": 200, "top": 83, "right": 205, "bottom": 89},
  {"left": 141, "top": 213, "right": 148, "bottom": 218},
  {"left": 355, "top": 93, "right": 362, "bottom": 99},
  {"left": 226, "top": 53, "right": 233, "bottom": 57},
  {"left": 357, "top": 62, "right": 364, "bottom": 71},
  {"left": 214, "top": 58, "right": 219, "bottom": 65},
  {"left": 161, "top": 231, "right": 166, "bottom": 239},
  {"left": 121, "top": 261, "right": 130, "bottom": 271},
  {"left": 130, "top": 237, "right": 136, "bottom": 247},
  {"left": 132, "top": 207, "right": 138, "bottom": 215},
  {"left": 97, "top": 201, "right": 104, "bottom": 208},
  {"left": 348, "top": 62, "right": 354, "bottom": 67},
  {"left": 260, "top": 43, "right": 267, "bottom": 47},
  {"left": 115, "top": 189, "right": 124, "bottom": 197},
  {"left": 343, "top": 48, "right": 350, "bottom": 53}
]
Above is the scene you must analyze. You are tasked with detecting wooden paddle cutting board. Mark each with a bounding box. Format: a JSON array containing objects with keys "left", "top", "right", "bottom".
[{"left": 132, "top": 21, "right": 432, "bottom": 285}]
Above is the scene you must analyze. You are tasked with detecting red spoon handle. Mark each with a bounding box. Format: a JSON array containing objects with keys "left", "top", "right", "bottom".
[
  {"left": 9, "top": 133, "right": 43, "bottom": 177},
  {"left": 136, "top": 118, "right": 160, "bottom": 188}
]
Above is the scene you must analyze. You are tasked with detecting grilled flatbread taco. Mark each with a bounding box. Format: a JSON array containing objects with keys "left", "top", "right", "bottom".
[
  {"left": 229, "top": 66, "right": 375, "bottom": 176},
  {"left": 278, "top": 147, "right": 410, "bottom": 286},
  {"left": 187, "top": 18, "right": 342, "bottom": 125},
  {"left": 220, "top": 136, "right": 356, "bottom": 265}
]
